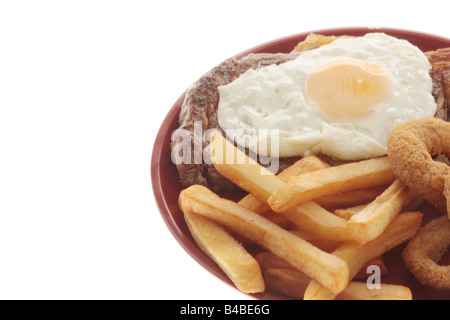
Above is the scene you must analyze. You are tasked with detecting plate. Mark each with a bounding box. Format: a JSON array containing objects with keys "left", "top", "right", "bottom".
[{"left": 151, "top": 27, "right": 450, "bottom": 300}]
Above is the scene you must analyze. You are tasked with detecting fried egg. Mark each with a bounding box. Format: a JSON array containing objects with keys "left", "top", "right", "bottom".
[{"left": 217, "top": 33, "right": 437, "bottom": 160}]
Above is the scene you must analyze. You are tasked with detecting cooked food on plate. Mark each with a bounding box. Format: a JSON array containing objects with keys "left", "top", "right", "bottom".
[
  {"left": 169, "top": 31, "right": 450, "bottom": 299},
  {"left": 171, "top": 33, "right": 449, "bottom": 192}
]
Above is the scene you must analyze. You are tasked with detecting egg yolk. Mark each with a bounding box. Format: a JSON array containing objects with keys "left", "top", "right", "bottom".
[{"left": 305, "top": 58, "right": 391, "bottom": 119}]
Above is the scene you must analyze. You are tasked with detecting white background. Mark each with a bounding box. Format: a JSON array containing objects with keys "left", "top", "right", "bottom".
[{"left": 0, "top": 0, "right": 448, "bottom": 300}]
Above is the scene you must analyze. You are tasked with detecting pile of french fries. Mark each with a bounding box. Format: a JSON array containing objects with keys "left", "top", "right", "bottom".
[{"left": 178, "top": 131, "right": 424, "bottom": 300}]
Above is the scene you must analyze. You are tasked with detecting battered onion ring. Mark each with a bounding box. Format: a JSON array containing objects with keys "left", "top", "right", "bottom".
[
  {"left": 387, "top": 117, "right": 450, "bottom": 214},
  {"left": 402, "top": 216, "right": 450, "bottom": 289},
  {"left": 446, "top": 176, "right": 450, "bottom": 215}
]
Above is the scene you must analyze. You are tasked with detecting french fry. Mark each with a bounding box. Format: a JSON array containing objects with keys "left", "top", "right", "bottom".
[
  {"left": 180, "top": 185, "right": 350, "bottom": 294},
  {"left": 261, "top": 211, "right": 292, "bottom": 229},
  {"left": 265, "top": 267, "right": 410, "bottom": 300},
  {"left": 304, "top": 211, "right": 422, "bottom": 300},
  {"left": 336, "top": 282, "right": 412, "bottom": 300},
  {"left": 265, "top": 268, "right": 403, "bottom": 300},
  {"left": 346, "top": 180, "right": 418, "bottom": 242},
  {"left": 334, "top": 204, "right": 367, "bottom": 220},
  {"left": 210, "top": 131, "right": 284, "bottom": 203},
  {"left": 354, "top": 256, "right": 388, "bottom": 280},
  {"left": 259, "top": 237, "right": 385, "bottom": 279},
  {"left": 264, "top": 268, "right": 311, "bottom": 299},
  {"left": 254, "top": 251, "right": 293, "bottom": 271},
  {"left": 238, "top": 194, "right": 271, "bottom": 215},
  {"left": 210, "top": 132, "right": 351, "bottom": 242},
  {"left": 183, "top": 209, "right": 265, "bottom": 293},
  {"left": 238, "top": 155, "right": 329, "bottom": 213},
  {"left": 289, "top": 229, "right": 342, "bottom": 253},
  {"left": 276, "top": 156, "right": 330, "bottom": 180},
  {"left": 268, "top": 157, "right": 395, "bottom": 212},
  {"left": 315, "top": 185, "right": 387, "bottom": 210},
  {"left": 282, "top": 202, "right": 353, "bottom": 242}
]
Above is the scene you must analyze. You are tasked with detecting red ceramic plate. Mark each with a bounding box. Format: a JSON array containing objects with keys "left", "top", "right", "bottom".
[{"left": 151, "top": 27, "right": 450, "bottom": 300}]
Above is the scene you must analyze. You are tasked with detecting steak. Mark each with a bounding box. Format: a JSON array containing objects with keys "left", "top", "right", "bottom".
[
  {"left": 427, "top": 48, "right": 450, "bottom": 121},
  {"left": 171, "top": 48, "right": 449, "bottom": 192}
]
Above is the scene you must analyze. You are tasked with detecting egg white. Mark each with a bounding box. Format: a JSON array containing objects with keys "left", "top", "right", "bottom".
[{"left": 217, "top": 33, "right": 437, "bottom": 161}]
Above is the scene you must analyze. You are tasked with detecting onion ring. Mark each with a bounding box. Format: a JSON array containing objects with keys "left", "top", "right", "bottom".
[
  {"left": 402, "top": 215, "right": 450, "bottom": 289},
  {"left": 387, "top": 117, "right": 450, "bottom": 214},
  {"left": 446, "top": 176, "right": 450, "bottom": 215}
]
